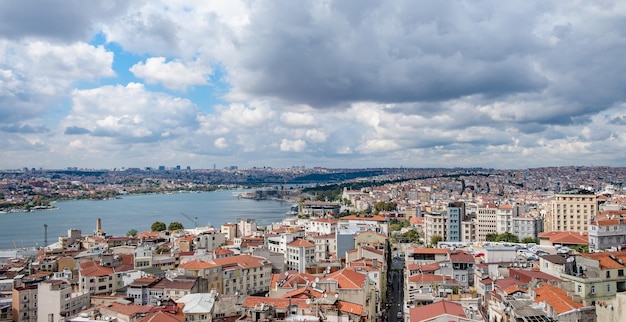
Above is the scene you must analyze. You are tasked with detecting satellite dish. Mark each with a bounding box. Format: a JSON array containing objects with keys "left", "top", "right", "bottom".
[
  {"left": 334, "top": 294, "right": 339, "bottom": 298},
  {"left": 285, "top": 272, "right": 289, "bottom": 276},
  {"left": 315, "top": 277, "right": 320, "bottom": 283},
  {"left": 306, "top": 299, "right": 311, "bottom": 305},
  {"left": 311, "top": 282, "right": 316, "bottom": 288}
]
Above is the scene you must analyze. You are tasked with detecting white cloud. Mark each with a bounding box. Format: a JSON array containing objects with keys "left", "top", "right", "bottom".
[
  {"left": 280, "top": 139, "right": 307, "bottom": 152},
  {"left": 130, "top": 57, "right": 212, "bottom": 91},
  {"left": 214, "top": 137, "right": 228, "bottom": 149}
]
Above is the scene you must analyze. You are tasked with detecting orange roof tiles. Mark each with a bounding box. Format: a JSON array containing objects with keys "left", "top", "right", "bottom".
[
  {"left": 579, "top": 251, "right": 626, "bottom": 269},
  {"left": 538, "top": 231, "right": 588, "bottom": 245},
  {"left": 287, "top": 239, "right": 315, "bottom": 247},
  {"left": 408, "top": 274, "right": 456, "bottom": 284},
  {"left": 336, "top": 301, "right": 366, "bottom": 316},
  {"left": 534, "top": 283, "right": 582, "bottom": 314},
  {"left": 409, "top": 300, "right": 466, "bottom": 322},
  {"left": 323, "top": 268, "right": 367, "bottom": 289}
]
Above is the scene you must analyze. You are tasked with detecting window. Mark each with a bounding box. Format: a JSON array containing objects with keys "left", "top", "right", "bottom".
[
  {"left": 591, "top": 285, "right": 596, "bottom": 294},
  {"left": 607, "top": 284, "right": 611, "bottom": 292},
  {"left": 618, "top": 270, "right": 624, "bottom": 277},
  {"left": 577, "top": 285, "right": 582, "bottom": 292},
  {"left": 607, "top": 271, "right": 611, "bottom": 278}
]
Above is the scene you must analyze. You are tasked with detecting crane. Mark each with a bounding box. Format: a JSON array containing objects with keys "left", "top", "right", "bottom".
[{"left": 180, "top": 212, "right": 199, "bottom": 227}]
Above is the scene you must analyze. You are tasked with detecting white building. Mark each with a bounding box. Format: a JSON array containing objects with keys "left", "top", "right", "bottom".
[
  {"left": 286, "top": 239, "right": 316, "bottom": 273},
  {"left": 38, "top": 280, "right": 90, "bottom": 322}
]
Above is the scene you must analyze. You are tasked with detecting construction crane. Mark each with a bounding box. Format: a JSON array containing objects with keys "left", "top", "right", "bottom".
[{"left": 180, "top": 212, "right": 199, "bottom": 227}]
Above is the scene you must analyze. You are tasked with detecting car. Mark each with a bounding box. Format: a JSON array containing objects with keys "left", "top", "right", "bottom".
[{"left": 397, "top": 311, "right": 403, "bottom": 318}]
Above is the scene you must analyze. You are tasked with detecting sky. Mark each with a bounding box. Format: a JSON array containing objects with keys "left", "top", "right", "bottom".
[{"left": 1, "top": 0, "right": 625, "bottom": 170}]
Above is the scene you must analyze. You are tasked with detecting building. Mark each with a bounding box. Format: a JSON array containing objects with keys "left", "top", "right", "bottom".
[
  {"left": 476, "top": 204, "right": 497, "bottom": 242},
  {"left": 512, "top": 215, "right": 542, "bottom": 241},
  {"left": 447, "top": 202, "right": 465, "bottom": 242},
  {"left": 548, "top": 189, "right": 597, "bottom": 232},
  {"left": 424, "top": 213, "right": 447, "bottom": 245},
  {"left": 37, "top": 280, "right": 90, "bottom": 321},
  {"left": 11, "top": 285, "right": 37, "bottom": 322},
  {"left": 408, "top": 300, "right": 482, "bottom": 322},
  {"left": 285, "top": 239, "right": 316, "bottom": 273},
  {"left": 560, "top": 251, "right": 626, "bottom": 306},
  {"left": 496, "top": 204, "right": 515, "bottom": 234},
  {"left": 589, "top": 212, "right": 626, "bottom": 252}
]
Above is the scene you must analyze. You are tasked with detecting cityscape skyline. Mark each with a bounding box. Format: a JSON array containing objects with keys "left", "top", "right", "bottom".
[{"left": 1, "top": 1, "right": 626, "bottom": 170}]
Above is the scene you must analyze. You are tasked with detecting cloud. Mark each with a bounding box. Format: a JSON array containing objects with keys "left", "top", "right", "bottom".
[
  {"left": 2, "top": 1, "right": 626, "bottom": 169},
  {"left": 214, "top": 137, "right": 228, "bottom": 149},
  {"left": 130, "top": 57, "right": 212, "bottom": 91},
  {"left": 0, "top": 39, "right": 114, "bottom": 124},
  {"left": 0, "top": 0, "right": 129, "bottom": 41},
  {"left": 61, "top": 83, "right": 200, "bottom": 144},
  {"left": 0, "top": 124, "right": 48, "bottom": 133},
  {"left": 280, "top": 139, "right": 307, "bottom": 152},
  {"left": 64, "top": 126, "right": 91, "bottom": 135}
]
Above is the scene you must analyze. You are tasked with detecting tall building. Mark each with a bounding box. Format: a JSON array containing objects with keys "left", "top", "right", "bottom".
[
  {"left": 548, "top": 190, "right": 597, "bottom": 232},
  {"left": 447, "top": 202, "right": 465, "bottom": 242},
  {"left": 496, "top": 204, "right": 515, "bottom": 234},
  {"left": 476, "top": 204, "right": 497, "bottom": 242}
]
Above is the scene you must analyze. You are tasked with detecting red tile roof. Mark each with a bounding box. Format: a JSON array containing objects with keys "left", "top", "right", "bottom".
[
  {"left": 534, "top": 283, "right": 582, "bottom": 314},
  {"left": 578, "top": 251, "right": 626, "bottom": 269},
  {"left": 323, "top": 268, "right": 367, "bottom": 289},
  {"left": 336, "top": 301, "right": 366, "bottom": 316},
  {"left": 409, "top": 300, "right": 466, "bottom": 322},
  {"left": 287, "top": 239, "right": 315, "bottom": 247},
  {"left": 538, "top": 231, "right": 588, "bottom": 245}
]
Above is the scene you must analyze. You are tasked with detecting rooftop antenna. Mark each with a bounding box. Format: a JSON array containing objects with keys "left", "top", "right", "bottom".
[{"left": 44, "top": 224, "right": 48, "bottom": 246}]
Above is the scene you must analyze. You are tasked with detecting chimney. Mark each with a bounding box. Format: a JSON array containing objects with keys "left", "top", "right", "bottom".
[{"left": 96, "top": 218, "right": 102, "bottom": 232}]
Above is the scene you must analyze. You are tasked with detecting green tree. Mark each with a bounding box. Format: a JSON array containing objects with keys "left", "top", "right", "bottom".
[
  {"left": 151, "top": 221, "right": 167, "bottom": 232},
  {"left": 495, "top": 232, "right": 519, "bottom": 243},
  {"left": 430, "top": 234, "right": 443, "bottom": 246},
  {"left": 521, "top": 237, "right": 537, "bottom": 244},
  {"left": 126, "top": 229, "right": 138, "bottom": 237},
  {"left": 486, "top": 233, "right": 498, "bottom": 242},
  {"left": 168, "top": 221, "right": 184, "bottom": 231}
]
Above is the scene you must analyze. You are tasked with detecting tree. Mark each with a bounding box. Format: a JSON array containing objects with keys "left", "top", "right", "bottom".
[
  {"left": 126, "top": 229, "right": 138, "bottom": 237},
  {"left": 495, "top": 232, "right": 519, "bottom": 243},
  {"left": 521, "top": 237, "right": 537, "bottom": 244},
  {"left": 430, "top": 234, "right": 443, "bottom": 246},
  {"left": 168, "top": 221, "right": 184, "bottom": 231},
  {"left": 151, "top": 221, "right": 166, "bottom": 232},
  {"left": 486, "top": 233, "right": 498, "bottom": 242}
]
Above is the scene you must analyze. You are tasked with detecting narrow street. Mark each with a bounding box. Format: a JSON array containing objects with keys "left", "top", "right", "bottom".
[{"left": 385, "top": 257, "right": 405, "bottom": 321}]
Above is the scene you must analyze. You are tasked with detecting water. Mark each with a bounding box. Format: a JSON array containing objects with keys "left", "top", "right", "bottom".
[{"left": 0, "top": 189, "right": 293, "bottom": 250}]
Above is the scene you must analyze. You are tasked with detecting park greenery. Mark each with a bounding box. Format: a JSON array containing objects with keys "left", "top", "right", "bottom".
[{"left": 486, "top": 232, "right": 520, "bottom": 243}]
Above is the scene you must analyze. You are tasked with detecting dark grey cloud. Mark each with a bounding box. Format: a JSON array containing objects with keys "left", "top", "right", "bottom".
[
  {"left": 0, "top": 124, "right": 48, "bottom": 133},
  {"left": 64, "top": 126, "right": 91, "bottom": 135},
  {"left": 0, "top": 0, "right": 129, "bottom": 41},
  {"left": 235, "top": 0, "right": 549, "bottom": 108}
]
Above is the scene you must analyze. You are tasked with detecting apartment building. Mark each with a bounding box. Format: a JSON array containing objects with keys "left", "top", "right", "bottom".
[
  {"left": 560, "top": 251, "right": 626, "bottom": 306},
  {"left": 424, "top": 213, "right": 447, "bottom": 244},
  {"left": 548, "top": 189, "right": 597, "bottom": 232},
  {"left": 179, "top": 254, "right": 272, "bottom": 296},
  {"left": 496, "top": 204, "right": 515, "bottom": 234},
  {"left": 447, "top": 202, "right": 465, "bottom": 242},
  {"left": 78, "top": 253, "right": 135, "bottom": 295},
  {"left": 37, "top": 280, "right": 90, "bottom": 321},
  {"left": 512, "top": 215, "right": 542, "bottom": 241},
  {"left": 589, "top": 211, "right": 626, "bottom": 252},
  {"left": 285, "top": 239, "right": 316, "bottom": 273},
  {"left": 11, "top": 285, "right": 37, "bottom": 322},
  {"left": 476, "top": 203, "right": 497, "bottom": 242}
]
